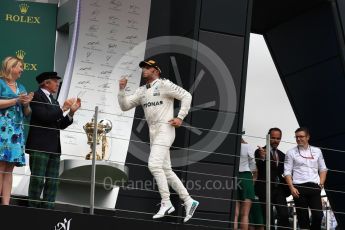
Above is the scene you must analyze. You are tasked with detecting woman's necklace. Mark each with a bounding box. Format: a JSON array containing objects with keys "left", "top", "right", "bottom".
[{"left": 6, "top": 81, "right": 16, "bottom": 86}]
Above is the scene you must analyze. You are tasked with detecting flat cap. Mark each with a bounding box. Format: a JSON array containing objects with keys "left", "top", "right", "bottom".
[{"left": 36, "top": 71, "right": 61, "bottom": 84}]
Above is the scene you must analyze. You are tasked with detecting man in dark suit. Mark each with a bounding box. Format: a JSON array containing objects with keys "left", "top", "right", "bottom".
[
  {"left": 26, "top": 72, "right": 81, "bottom": 209},
  {"left": 255, "top": 127, "right": 290, "bottom": 229}
]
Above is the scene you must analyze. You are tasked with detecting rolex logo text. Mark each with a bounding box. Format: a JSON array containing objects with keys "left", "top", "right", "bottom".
[
  {"left": 5, "top": 3, "right": 40, "bottom": 24},
  {"left": 16, "top": 50, "right": 38, "bottom": 71}
]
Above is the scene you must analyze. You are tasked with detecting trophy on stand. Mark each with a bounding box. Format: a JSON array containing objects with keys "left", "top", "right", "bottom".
[
  {"left": 83, "top": 119, "right": 112, "bottom": 160},
  {"left": 57, "top": 118, "right": 128, "bottom": 209}
]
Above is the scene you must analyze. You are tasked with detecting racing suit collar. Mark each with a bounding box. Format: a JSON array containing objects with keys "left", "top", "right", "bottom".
[{"left": 146, "top": 78, "right": 160, "bottom": 88}]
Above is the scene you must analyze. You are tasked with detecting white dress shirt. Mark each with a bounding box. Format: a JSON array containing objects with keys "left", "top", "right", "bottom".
[
  {"left": 284, "top": 145, "right": 327, "bottom": 184},
  {"left": 239, "top": 143, "right": 256, "bottom": 172},
  {"left": 40, "top": 88, "right": 53, "bottom": 103}
]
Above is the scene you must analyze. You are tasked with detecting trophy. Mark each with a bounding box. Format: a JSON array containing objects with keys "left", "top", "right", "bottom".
[{"left": 83, "top": 119, "right": 112, "bottom": 160}]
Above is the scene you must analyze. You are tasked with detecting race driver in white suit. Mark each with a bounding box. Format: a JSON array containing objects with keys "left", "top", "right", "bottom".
[{"left": 118, "top": 59, "right": 199, "bottom": 222}]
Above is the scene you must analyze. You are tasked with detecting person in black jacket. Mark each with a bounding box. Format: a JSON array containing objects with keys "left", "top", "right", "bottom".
[
  {"left": 26, "top": 72, "right": 81, "bottom": 209},
  {"left": 254, "top": 128, "right": 290, "bottom": 229}
]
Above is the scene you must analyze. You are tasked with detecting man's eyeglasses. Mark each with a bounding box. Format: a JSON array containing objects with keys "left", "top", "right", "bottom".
[{"left": 295, "top": 135, "right": 306, "bottom": 139}]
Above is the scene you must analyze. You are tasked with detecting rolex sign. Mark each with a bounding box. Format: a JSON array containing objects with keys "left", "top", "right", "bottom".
[{"left": 0, "top": 0, "right": 57, "bottom": 93}]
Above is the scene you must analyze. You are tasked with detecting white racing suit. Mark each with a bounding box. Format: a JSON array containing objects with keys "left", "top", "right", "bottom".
[{"left": 118, "top": 78, "right": 192, "bottom": 202}]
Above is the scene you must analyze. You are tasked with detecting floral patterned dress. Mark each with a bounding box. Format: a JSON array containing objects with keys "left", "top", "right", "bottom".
[{"left": 0, "top": 78, "right": 26, "bottom": 166}]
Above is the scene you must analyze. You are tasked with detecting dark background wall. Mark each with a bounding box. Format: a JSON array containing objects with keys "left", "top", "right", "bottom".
[
  {"left": 252, "top": 0, "right": 345, "bottom": 227},
  {"left": 115, "top": 0, "right": 253, "bottom": 228}
]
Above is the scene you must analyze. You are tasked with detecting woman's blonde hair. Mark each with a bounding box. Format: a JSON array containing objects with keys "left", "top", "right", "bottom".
[{"left": 0, "top": 56, "right": 24, "bottom": 81}]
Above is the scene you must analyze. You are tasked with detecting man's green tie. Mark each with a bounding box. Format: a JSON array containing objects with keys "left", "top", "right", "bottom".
[{"left": 49, "top": 94, "right": 57, "bottom": 105}]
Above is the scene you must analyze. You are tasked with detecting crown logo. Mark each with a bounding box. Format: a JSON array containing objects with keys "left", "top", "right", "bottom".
[
  {"left": 19, "top": 3, "right": 29, "bottom": 14},
  {"left": 16, "top": 50, "right": 26, "bottom": 60}
]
